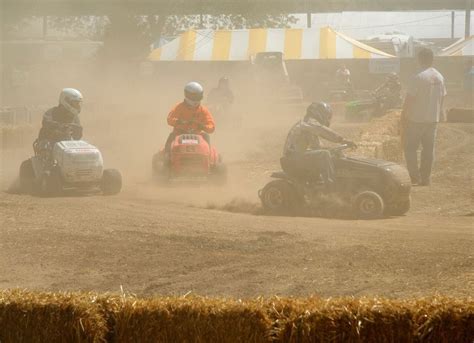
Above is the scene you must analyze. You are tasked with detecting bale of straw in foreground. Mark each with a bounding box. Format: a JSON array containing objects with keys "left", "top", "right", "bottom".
[
  {"left": 109, "top": 296, "right": 270, "bottom": 343},
  {"left": 411, "top": 297, "right": 474, "bottom": 343},
  {"left": 269, "top": 296, "right": 474, "bottom": 343},
  {"left": 270, "top": 297, "right": 413, "bottom": 343},
  {"left": 0, "top": 289, "right": 108, "bottom": 343}
]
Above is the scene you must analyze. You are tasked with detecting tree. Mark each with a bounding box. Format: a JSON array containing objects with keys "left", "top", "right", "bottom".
[{"left": 3, "top": 13, "right": 298, "bottom": 60}]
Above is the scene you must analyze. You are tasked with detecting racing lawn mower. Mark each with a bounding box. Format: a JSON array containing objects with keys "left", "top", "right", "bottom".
[
  {"left": 152, "top": 125, "right": 227, "bottom": 184},
  {"left": 345, "top": 92, "right": 401, "bottom": 122},
  {"left": 259, "top": 144, "right": 411, "bottom": 219},
  {"left": 19, "top": 124, "right": 122, "bottom": 197}
]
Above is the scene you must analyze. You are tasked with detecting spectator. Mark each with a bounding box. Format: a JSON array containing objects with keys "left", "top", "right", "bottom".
[
  {"left": 336, "top": 64, "right": 353, "bottom": 98},
  {"left": 336, "top": 64, "right": 351, "bottom": 85},
  {"left": 401, "top": 48, "right": 446, "bottom": 186}
]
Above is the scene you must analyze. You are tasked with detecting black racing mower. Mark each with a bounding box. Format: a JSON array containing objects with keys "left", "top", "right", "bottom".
[{"left": 259, "top": 144, "right": 411, "bottom": 219}]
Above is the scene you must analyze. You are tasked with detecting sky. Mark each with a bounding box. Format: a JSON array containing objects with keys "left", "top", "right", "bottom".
[{"left": 294, "top": 11, "right": 473, "bottom": 39}]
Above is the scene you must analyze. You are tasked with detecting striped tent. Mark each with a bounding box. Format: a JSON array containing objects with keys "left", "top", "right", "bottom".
[
  {"left": 148, "top": 27, "right": 394, "bottom": 61},
  {"left": 440, "top": 36, "right": 473, "bottom": 56}
]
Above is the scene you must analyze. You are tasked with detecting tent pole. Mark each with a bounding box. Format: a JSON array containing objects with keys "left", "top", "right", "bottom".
[
  {"left": 151, "top": 14, "right": 167, "bottom": 47},
  {"left": 451, "top": 11, "right": 455, "bottom": 39},
  {"left": 43, "top": 16, "right": 48, "bottom": 38},
  {"left": 466, "top": 0, "right": 471, "bottom": 38}
]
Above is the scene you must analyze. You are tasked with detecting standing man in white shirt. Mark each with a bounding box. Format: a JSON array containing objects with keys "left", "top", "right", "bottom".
[{"left": 401, "top": 48, "right": 446, "bottom": 186}]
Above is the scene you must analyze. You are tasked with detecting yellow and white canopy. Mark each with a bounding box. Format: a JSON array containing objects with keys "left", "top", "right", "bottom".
[
  {"left": 440, "top": 36, "right": 473, "bottom": 56},
  {"left": 148, "top": 27, "right": 394, "bottom": 61}
]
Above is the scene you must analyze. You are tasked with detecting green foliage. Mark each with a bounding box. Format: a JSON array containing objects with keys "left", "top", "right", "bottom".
[{"left": 3, "top": 13, "right": 297, "bottom": 60}]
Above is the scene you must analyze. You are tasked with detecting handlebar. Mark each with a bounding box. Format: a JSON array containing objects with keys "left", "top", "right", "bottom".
[
  {"left": 53, "top": 123, "right": 83, "bottom": 141},
  {"left": 329, "top": 143, "right": 357, "bottom": 153}
]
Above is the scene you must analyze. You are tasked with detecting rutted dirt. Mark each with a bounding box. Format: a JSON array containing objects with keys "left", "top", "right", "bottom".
[{"left": 0, "top": 111, "right": 473, "bottom": 298}]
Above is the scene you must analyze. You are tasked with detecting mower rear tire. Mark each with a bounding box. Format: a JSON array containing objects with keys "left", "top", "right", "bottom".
[{"left": 260, "top": 180, "right": 301, "bottom": 216}]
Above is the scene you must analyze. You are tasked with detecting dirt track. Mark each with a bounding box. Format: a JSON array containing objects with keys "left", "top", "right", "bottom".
[{"left": 0, "top": 116, "right": 473, "bottom": 298}]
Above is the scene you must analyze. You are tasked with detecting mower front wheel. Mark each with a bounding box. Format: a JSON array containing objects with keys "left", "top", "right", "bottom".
[
  {"left": 385, "top": 197, "right": 411, "bottom": 216},
  {"left": 211, "top": 163, "right": 228, "bottom": 185},
  {"left": 101, "top": 169, "right": 122, "bottom": 195},
  {"left": 19, "top": 159, "right": 35, "bottom": 194},
  {"left": 39, "top": 167, "right": 63, "bottom": 197},
  {"left": 352, "top": 191, "right": 385, "bottom": 219},
  {"left": 152, "top": 153, "right": 170, "bottom": 184}
]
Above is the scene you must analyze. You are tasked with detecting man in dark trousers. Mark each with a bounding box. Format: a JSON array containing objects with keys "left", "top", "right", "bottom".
[{"left": 401, "top": 48, "right": 446, "bottom": 186}]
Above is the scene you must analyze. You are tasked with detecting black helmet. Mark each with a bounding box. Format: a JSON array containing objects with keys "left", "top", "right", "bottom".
[{"left": 305, "top": 102, "right": 333, "bottom": 127}]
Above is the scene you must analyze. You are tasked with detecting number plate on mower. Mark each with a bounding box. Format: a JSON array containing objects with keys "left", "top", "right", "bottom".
[{"left": 182, "top": 139, "right": 199, "bottom": 145}]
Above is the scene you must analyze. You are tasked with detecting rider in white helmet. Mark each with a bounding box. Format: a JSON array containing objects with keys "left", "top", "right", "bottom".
[
  {"left": 38, "top": 88, "right": 83, "bottom": 143},
  {"left": 165, "top": 82, "right": 216, "bottom": 153}
]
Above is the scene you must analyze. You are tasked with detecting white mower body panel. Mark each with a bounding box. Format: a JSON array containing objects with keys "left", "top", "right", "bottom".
[{"left": 53, "top": 140, "right": 103, "bottom": 183}]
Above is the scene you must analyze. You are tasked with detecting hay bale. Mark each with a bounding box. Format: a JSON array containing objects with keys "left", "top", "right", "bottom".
[
  {"left": 411, "top": 297, "right": 474, "bottom": 343},
  {"left": 378, "top": 137, "right": 403, "bottom": 162},
  {"left": 446, "top": 108, "right": 474, "bottom": 123},
  {"left": 108, "top": 296, "right": 270, "bottom": 343},
  {"left": 270, "top": 297, "right": 414, "bottom": 343},
  {"left": 0, "top": 289, "right": 108, "bottom": 343},
  {"left": 357, "top": 110, "right": 403, "bottom": 161},
  {"left": 0, "top": 290, "right": 472, "bottom": 342},
  {"left": 270, "top": 296, "right": 474, "bottom": 343}
]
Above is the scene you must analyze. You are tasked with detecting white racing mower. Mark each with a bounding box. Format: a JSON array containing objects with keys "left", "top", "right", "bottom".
[{"left": 19, "top": 124, "right": 122, "bottom": 197}]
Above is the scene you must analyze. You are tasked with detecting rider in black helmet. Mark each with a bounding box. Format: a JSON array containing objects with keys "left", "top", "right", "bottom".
[
  {"left": 207, "top": 76, "right": 234, "bottom": 110},
  {"left": 282, "top": 102, "right": 355, "bottom": 188}
]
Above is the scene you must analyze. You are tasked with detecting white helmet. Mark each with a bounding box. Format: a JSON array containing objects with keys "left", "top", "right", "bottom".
[
  {"left": 59, "top": 88, "right": 83, "bottom": 116},
  {"left": 184, "top": 82, "right": 203, "bottom": 107}
]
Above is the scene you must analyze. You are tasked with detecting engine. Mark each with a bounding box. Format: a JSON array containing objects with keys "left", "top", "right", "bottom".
[{"left": 53, "top": 140, "right": 104, "bottom": 183}]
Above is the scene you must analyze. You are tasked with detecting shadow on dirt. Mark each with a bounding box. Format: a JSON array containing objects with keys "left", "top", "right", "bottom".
[{"left": 205, "top": 197, "right": 401, "bottom": 220}]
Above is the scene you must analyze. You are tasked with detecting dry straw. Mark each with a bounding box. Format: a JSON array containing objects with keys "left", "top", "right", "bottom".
[
  {"left": 268, "top": 296, "right": 474, "bottom": 343},
  {"left": 0, "top": 289, "right": 108, "bottom": 343},
  {"left": 108, "top": 295, "right": 270, "bottom": 343},
  {"left": 0, "top": 291, "right": 472, "bottom": 342},
  {"left": 356, "top": 110, "right": 403, "bottom": 162}
]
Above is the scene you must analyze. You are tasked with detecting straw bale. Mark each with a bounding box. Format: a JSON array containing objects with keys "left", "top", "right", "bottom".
[
  {"left": 269, "top": 296, "right": 474, "bottom": 343},
  {"left": 358, "top": 110, "right": 403, "bottom": 162},
  {"left": 0, "top": 289, "right": 108, "bottom": 343},
  {"left": 108, "top": 295, "right": 270, "bottom": 343},
  {"left": 269, "top": 297, "right": 414, "bottom": 343},
  {"left": 446, "top": 108, "right": 474, "bottom": 123},
  {"left": 0, "top": 290, "right": 472, "bottom": 342},
  {"left": 410, "top": 296, "right": 474, "bottom": 343}
]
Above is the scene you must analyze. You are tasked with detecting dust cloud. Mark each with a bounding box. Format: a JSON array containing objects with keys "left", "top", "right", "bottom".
[{"left": 0, "top": 54, "right": 307, "bottom": 212}]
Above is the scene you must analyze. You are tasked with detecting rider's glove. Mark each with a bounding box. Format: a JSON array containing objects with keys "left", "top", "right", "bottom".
[{"left": 342, "top": 139, "right": 357, "bottom": 148}]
